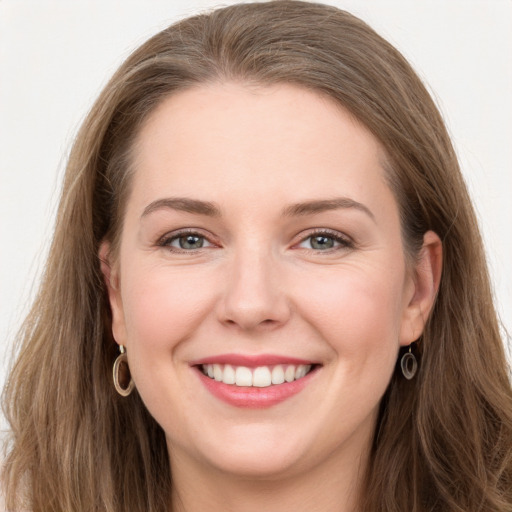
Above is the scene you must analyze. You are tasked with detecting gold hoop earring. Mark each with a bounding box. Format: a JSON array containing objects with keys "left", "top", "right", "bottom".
[{"left": 113, "top": 345, "right": 135, "bottom": 397}]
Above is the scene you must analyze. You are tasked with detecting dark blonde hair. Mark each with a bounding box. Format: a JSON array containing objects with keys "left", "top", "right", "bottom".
[{"left": 3, "top": 2, "right": 512, "bottom": 511}]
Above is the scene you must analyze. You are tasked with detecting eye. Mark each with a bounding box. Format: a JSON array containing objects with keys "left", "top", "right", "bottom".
[
  {"left": 297, "top": 230, "right": 353, "bottom": 251},
  {"left": 158, "top": 231, "right": 215, "bottom": 252}
]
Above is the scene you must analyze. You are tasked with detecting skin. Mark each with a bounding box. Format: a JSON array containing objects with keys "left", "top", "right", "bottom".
[{"left": 101, "top": 83, "right": 442, "bottom": 512}]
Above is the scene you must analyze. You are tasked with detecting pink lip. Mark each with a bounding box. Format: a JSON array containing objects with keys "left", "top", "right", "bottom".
[{"left": 190, "top": 353, "right": 317, "bottom": 367}]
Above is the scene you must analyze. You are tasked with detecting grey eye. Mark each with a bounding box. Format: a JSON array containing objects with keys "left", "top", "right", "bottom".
[
  {"left": 309, "top": 235, "right": 336, "bottom": 250},
  {"left": 160, "top": 231, "right": 215, "bottom": 252},
  {"left": 177, "top": 235, "right": 205, "bottom": 250},
  {"left": 297, "top": 231, "right": 352, "bottom": 252}
]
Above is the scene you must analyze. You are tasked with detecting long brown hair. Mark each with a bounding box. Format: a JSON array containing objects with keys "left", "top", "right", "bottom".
[{"left": 3, "top": 2, "right": 511, "bottom": 510}]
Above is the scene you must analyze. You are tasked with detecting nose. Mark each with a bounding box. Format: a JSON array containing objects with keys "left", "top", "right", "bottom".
[{"left": 217, "top": 249, "right": 291, "bottom": 332}]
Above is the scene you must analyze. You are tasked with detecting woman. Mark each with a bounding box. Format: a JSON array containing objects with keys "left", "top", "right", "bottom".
[{"left": 2, "top": 1, "right": 511, "bottom": 511}]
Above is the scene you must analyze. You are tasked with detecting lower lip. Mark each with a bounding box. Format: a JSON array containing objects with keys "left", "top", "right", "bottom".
[{"left": 196, "top": 367, "right": 318, "bottom": 408}]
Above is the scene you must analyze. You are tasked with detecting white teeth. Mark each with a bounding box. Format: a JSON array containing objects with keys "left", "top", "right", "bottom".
[
  {"left": 295, "top": 364, "right": 311, "bottom": 379},
  {"left": 271, "top": 365, "right": 285, "bottom": 384},
  {"left": 235, "top": 366, "right": 253, "bottom": 386},
  {"left": 213, "top": 364, "right": 223, "bottom": 381},
  {"left": 253, "top": 367, "right": 272, "bottom": 387},
  {"left": 284, "top": 365, "right": 296, "bottom": 382},
  {"left": 202, "top": 363, "right": 314, "bottom": 387},
  {"left": 222, "top": 364, "right": 236, "bottom": 384}
]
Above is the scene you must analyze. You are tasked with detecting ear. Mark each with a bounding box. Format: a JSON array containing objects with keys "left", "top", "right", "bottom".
[
  {"left": 399, "top": 230, "right": 442, "bottom": 346},
  {"left": 99, "top": 241, "right": 127, "bottom": 347}
]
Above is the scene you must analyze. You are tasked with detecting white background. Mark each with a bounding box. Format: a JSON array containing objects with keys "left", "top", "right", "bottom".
[{"left": 1, "top": 0, "right": 511, "bottom": 405}]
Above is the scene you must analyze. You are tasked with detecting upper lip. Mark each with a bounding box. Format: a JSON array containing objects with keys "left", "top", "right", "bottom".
[{"left": 189, "top": 354, "right": 320, "bottom": 367}]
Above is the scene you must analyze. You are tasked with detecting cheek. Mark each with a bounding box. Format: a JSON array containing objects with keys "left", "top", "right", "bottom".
[
  {"left": 120, "top": 262, "right": 217, "bottom": 354},
  {"left": 292, "top": 262, "right": 406, "bottom": 359}
]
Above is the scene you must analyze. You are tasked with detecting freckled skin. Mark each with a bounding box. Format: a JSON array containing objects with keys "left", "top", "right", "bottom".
[{"left": 102, "top": 83, "right": 440, "bottom": 510}]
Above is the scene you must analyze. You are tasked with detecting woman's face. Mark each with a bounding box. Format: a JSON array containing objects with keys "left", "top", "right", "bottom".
[{"left": 104, "top": 83, "right": 437, "bottom": 480}]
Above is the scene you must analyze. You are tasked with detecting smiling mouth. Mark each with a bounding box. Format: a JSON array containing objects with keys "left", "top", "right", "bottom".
[
  {"left": 193, "top": 358, "right": 320, "bottom": 408},
  {"left": 200, "top": 363, "right": 315, "bottom": 387}
]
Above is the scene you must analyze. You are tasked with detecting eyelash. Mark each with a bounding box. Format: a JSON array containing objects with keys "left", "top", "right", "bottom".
[{"left": 157, "top": 228, "right": 354, "bottom": 253}]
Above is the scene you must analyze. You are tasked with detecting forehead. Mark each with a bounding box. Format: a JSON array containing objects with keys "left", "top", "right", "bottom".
[{"left": 128, "top": 82, "right": 393, "bottom": 216}]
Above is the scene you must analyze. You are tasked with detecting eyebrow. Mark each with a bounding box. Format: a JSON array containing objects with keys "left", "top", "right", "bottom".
[
  {"left": 282, "top": 197, "right": 375, "bottom": 221},
  {"left": 141, "top": 197, "right": 221, "bottom": 218},
  {"left": 141, "top": 196, "right": 375, "bottom": 221}
]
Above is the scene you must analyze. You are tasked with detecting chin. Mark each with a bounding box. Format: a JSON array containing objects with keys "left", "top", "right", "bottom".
[
  {"left": 168, "top": 422, "right": 318, "bottom": 480},
  {"left": 205, "top": 446, "right": 309, "bottom": 480}
]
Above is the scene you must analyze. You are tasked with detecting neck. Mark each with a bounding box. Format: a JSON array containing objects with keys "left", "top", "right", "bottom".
[{"left": 168, "top": 440, "right": 369, "bottom": 512}]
